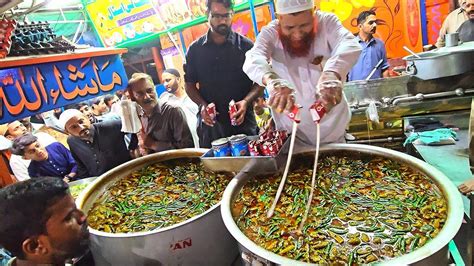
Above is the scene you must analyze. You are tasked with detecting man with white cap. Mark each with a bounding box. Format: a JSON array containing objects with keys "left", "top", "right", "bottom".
[
  {"left": 59, "top": 109, "right": 137, "bottom": 178},
  {"left": 243, "top": 0, "right": 361, "bottom": 146}
]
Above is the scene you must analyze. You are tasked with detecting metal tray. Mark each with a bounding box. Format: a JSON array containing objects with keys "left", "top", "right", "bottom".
[{"left": 201, "top": 136, "right": 290, "bottom": 174}]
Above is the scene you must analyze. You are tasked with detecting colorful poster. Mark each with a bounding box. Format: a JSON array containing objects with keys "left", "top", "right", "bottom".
[
  {"left": 232, "top": 5, "right": 273, "bottom": 41},
  {"left": 160, "top": 46, "right": 180, "bottom": 69},
  {"left": 186, "top": 0, "right": 207, "bottom": 18},
  {"left": 185, "top": 0, "right": 259, "bottom": 20},
  {"left": 152, "top": 0, "right": 193, "bottom": 28},
  {"left": 83, "top": 0, "right": 165, "bottom": 47},
  {"left": 0, "top": 54, "right": 127, "bottom": 123},
  {"left": 317, "top": 0, "right": 424, "bottom": 58}
]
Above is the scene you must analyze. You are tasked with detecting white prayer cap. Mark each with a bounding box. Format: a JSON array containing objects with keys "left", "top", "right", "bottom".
[
  {"left": 59, "top": 109, "right": 83, "bottom": 131},
  {"left": 275, "top": 0, "right": 314, "bottom": 15},
  {"left": 0, "top": 135, "right": 12, "bottom": 150}
]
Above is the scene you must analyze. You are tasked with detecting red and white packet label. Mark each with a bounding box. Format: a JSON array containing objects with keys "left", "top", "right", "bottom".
[
  {"left": 287, "top": 104, "right": 302, "bottom": 123},
  {"left": 229, "top": 100, "right": 238, "bottom": 126},
  {"left": 206, "top": 103, "right": 217, "bottom": 121},
  {"left": 310, "top": 100, "right": 326, "bottom": 124}
]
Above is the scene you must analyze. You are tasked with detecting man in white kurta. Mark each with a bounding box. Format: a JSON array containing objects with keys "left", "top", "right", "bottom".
[
  {"left": 243, "top": 0, "right": 361, "bottom": 145},
  {"left": 160, "top": 69, "right": 200, "bottom": 148}
]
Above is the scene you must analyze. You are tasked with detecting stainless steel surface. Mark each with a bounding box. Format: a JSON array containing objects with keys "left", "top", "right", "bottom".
[
  {"left": 345, "top": 43, "right": 473, "bottom": 143},
  {"left": 403, "top": 50, "right": 474, "bottom": 80},
  {"left": 345, "top": 76, "right": 412, "bottom": 106},
  {"left": 344, "top": 73, "right": 474, "bottom": 141},
  {"left": 221, "top": 144, "right": 464, "bottom": 265},
  {"left": 344, "top": 73, "right": 474, "bottom": 106},
  {"left": 201, "top": 136, "right": 290, "bottom": 174},
  {"left": 76, "top": 149, "right": 238, "bottom": 266},
  {"left": 406, "top": 111, "right": 472, "bottom": 216},
  {"left": 445, "top": 33, "right": 460, "bottom": 47},
  {"left": 347, "top": 137, "right": 405, "bottom": 144},
  {"left": 391, "top": 88, "right": 474, "bottom": 105}
]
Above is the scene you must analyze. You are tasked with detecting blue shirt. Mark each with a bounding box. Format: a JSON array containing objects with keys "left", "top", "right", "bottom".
[
  {"left": 28, "top": 142, "right": 77, "bottom": 178},
  {"left": 348, "top": 36, "right": 389, "bottom": 81}
]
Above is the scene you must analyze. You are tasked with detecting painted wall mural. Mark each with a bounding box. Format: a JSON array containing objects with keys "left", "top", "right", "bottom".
[
  {"left": 425, "top": 0, "right": 450, "bottom": 45},
  {"left": 317, "top": 0, "right": 423, "bottom": 58}
]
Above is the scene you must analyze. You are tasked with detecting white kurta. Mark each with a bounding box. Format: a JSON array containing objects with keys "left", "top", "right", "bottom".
[{"left": 243, "top": 11, "right": 361, "bottom": 145}]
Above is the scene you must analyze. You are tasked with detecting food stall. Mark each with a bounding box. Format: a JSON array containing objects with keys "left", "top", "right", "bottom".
[{"left": 1, "top": 0, "right": 473, "bottom": 265}]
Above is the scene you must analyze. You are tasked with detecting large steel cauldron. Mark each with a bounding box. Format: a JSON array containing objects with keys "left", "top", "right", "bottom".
[
  {"left": 404, "top": 50, "right": 474, "bottom": 80},
  {"left": 76, "top": 149, "right": 238, "bottom": 266},
  {"left": 221, "top": 144, "right": 463, "bottom": 265}
]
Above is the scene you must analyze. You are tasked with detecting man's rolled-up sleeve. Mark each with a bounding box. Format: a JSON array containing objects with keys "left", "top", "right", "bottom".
[{"left": 243, "top": 23, "right": 277, "bottom": 86}]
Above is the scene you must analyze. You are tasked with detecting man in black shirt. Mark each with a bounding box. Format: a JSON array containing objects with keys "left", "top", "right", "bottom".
[
  {"left": 59, "top": 109, "right": 136, "bottom": 178},
  {"left": 184, "top": 0, "right": 263, "bottom": 147}
]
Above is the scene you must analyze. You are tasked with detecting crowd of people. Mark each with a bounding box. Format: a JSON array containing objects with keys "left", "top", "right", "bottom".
[{"left": 0, "top": 0, "right": 473, "bottom": 264}]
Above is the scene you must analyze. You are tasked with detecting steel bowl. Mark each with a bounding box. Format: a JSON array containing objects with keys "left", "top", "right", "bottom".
[
  {"left": 221, "top": 144, "right": 463, "bottom": 265},
  {"left": 76, "top": 149, "right": 238, "bottom": 266}
]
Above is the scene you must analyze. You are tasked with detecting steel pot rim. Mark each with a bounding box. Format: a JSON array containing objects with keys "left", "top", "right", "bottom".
[
  {"left": 76, "top": 148, "right": 225, "bottom": 238},
  {"left": 221, "top": 143, "right": 464, "bottom": 265},
  {"left": 402, "top": 51, "right": 462, "bottom": 61}
]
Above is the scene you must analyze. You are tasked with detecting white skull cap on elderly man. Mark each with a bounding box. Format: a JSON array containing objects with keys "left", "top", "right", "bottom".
[
  {"left": 276, "top": 0, "right": 314, "bottom": 15},
  {"left": 58, "top": 109, "right": 83, "bottom": 130}
]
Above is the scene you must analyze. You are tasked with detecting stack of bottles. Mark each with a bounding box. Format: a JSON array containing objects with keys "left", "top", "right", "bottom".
[
  {"left": 0, "top": 19, "right": 17, "bottom": 59},
  {"left": 8, "top": 21, "right": 75, "bottom": 57}
]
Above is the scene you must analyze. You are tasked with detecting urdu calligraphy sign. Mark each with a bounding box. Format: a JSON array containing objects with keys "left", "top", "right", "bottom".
[{"left": 0, "top": 54, "right": 128, "bottom": 124}]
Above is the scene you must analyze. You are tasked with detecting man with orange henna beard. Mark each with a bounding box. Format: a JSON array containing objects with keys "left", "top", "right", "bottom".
[{"left": 243, "top": 0, "right": 361, "bottom": 146}]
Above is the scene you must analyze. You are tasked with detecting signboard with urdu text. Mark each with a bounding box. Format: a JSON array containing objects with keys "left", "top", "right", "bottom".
[
  {"left": 83, "top": 0, "right": 165, "bottom": 47},
  {"left": 0, "top": 54, "right": 128, "bottom": 124}
]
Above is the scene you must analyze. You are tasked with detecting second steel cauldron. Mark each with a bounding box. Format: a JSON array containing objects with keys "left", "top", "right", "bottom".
[{"left": 76, "top": 149, "right": 238, "bottom": 266}]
